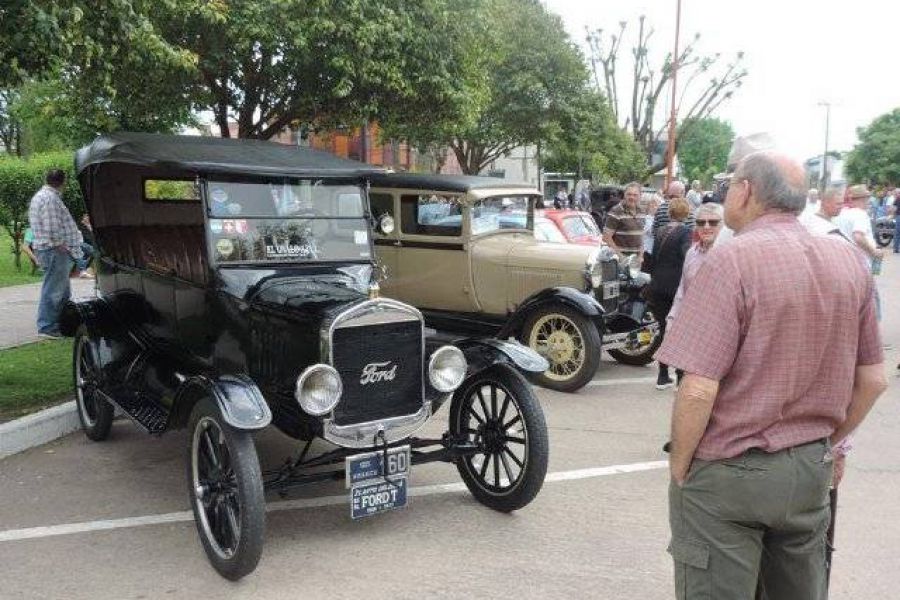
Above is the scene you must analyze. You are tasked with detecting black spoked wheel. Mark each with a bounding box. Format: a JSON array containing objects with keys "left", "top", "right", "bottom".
[
  {"left": 521, "top": 304, "right": 602, "bottom": 393},
  {"left": 187, "top": 398, "right": 265, "bottom": 581},
  {"left": 607, "top": 310, "right": 662, "bottom": 367},
  {"left": 450, "top": 364, "right": 548, "bottom": 512},
  {"left": 73, "top": 326, "right": 113, "bottom": 441},
  {"left": 875, "top": 228, "right": 893, "bottom": 248}
]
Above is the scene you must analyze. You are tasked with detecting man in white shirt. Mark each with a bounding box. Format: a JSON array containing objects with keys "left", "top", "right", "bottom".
[
  {"left": 836, "top": 184, "right": 884, "bottom": 267},
  {"left": 799, "top": 187, "right": 843, "bottom": 236},
  {"left": 686, "top": 180, "right": 703, "bottom": 209}
]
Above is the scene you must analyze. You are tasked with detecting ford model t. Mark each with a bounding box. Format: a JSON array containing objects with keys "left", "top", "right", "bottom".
[{"left": 63, "top": 133, "right": 549, "bottom": 579}]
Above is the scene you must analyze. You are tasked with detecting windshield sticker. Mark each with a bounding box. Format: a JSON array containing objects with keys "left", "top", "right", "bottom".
[
  {"left": 354, "top": 230, "right": 368, "bottom": 245},
  {"left": 264, "top": 235, "right": 318, "bottom": 260},
  {"left": 222, "top": 219, "right": 248, "bottom": 234},
  {"left": 215, "top": 238, "right": 235, "bottom": 259},
  {"left": 209, "top": 220, "right": 223, "bottom": 234}
]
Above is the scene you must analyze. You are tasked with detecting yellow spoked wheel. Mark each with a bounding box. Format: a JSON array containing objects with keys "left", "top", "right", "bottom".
[{"left": 522, "top": 305, "right": 601, "bottom": 393}]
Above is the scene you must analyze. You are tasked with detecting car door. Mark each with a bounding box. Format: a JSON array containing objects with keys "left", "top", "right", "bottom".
[{"left": 391, "top": 192, "right": 476, "bottom": 313}]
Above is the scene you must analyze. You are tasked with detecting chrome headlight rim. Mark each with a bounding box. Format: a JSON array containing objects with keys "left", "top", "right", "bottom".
[
  {"left": 294, "top": 364, "right": 343, "bottom": 417},
  {"left": 585, "top": 248, "right": 603, "bottom": 289},
  {"left": 428, "top": 345, "right": 467, "bottom": 393}
]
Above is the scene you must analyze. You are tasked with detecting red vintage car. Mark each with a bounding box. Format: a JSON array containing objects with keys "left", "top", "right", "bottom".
[{"left": 538, "top": 209, "right": 603, "bottom": 246}]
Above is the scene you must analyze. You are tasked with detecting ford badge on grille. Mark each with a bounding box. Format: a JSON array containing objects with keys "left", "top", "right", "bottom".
[{"left": 360, "top": 361, "right": 398, "bottom": 385}]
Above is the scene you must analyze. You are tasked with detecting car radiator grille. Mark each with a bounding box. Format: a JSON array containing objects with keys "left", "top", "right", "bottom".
[
  {"left": 331, "top": 320, "right": 423, "bottom": 427},
  {"left": 599, "top": 258, "right": 620, "bottom": 313}
]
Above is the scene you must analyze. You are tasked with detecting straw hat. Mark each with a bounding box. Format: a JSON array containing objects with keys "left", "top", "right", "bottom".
[{"left": 847, "top": 184, "right": 870, "bottom": 200}]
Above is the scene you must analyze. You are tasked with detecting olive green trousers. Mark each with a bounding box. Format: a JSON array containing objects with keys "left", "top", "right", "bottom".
[{"left": 668, "top": 439, "right": 832, "bottom": 600}]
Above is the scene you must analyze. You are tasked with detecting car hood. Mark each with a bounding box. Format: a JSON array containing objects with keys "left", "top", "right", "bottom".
[
  {"left": 218, "top": 266, "right": 371, "bottom": 320},
  {"left": 506, "top": 240, "right": 595, "bottom": 271}
]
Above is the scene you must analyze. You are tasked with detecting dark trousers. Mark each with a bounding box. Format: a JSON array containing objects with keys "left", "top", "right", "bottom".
[
  {"left": 669, "top": 439, "right": 831, "bottom": 600},
  {"left": 652, "top": 297, "right": 674, "bottom": 375}
]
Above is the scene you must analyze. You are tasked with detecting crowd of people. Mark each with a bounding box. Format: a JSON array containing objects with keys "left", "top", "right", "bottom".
[{"left": 599, "top": 150, "right": 890, "bottom": 598}]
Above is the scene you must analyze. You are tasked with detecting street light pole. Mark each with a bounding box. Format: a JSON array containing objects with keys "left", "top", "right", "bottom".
[
  {"left": 664, "top": 0, "right": 683, "bottom": 191},
  {"left": 818, "top": 101, "right": 831, "bottom": 192}
]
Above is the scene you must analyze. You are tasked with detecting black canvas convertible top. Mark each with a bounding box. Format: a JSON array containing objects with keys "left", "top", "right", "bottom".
[
  {"left": 368, "top": 172, "right": 535, "bottom": 193},
  {"left": 75, "top": 132, "right": 388, "bottom": 179}
]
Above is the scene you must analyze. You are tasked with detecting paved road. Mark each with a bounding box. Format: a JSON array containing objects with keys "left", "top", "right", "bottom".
[
  {"left": 0, "top": 279, "right": 94, "bottom": 349},
  {"left": 0, "top": 257, "right": 897, "bottom": 599}
]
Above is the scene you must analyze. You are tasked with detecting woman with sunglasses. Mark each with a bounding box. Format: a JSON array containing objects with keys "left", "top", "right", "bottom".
[
  {"left": 667, "top": 203, "right": 725, "bottom": 333},
  {"left": 647, "top": 197, "right": 693, "bottom": 389}
]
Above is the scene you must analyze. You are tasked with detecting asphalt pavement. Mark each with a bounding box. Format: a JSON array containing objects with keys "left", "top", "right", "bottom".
[{"left": 0, "top": 257, "right": 898, "bottom": 599}]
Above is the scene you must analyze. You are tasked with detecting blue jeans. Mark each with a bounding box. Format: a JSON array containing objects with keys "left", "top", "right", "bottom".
[
  {"left": 36, "top": 247, "right": 73, "bottom": 335},
  {"left": 75, "top": 242, "right": 94, "bottom": 271},
  {"left": 894, "top": 217, "right": 900, "bottom": 253}
]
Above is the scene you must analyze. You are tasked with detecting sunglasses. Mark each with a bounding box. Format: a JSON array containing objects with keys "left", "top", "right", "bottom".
[{"left": 695, "top": 219, "right": 721, "bottom": 228}]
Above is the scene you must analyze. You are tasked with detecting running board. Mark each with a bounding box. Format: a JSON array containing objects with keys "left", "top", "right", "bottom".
[{"left": 97, "top": 389, "right": 169, "bottom": 434}]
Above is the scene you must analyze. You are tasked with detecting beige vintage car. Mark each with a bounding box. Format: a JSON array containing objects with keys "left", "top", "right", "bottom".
[{"left": 368, "top": 173, "right": 656, "bottom": 392}]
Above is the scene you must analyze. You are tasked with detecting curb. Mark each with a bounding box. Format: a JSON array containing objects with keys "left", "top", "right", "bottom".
[{"left": 0, "top": 401, "right": 80, "bottom": 460}]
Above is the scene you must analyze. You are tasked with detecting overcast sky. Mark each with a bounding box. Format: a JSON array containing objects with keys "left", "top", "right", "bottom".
[{"left": 544, "top": 0, "right": 899, "bottom": 163}]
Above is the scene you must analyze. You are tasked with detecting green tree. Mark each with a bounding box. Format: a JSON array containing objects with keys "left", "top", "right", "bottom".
[
  {"left": 387, "top": 0, "right": 587, "bottom": 175},
  {"left": 677, "top": 117, "right": 734, "bottom": 186},
  {"left": 845, "top": 108, "right": 900, "bottom": 185},
  {"left": 1, "top": 1, "right": 195, "bottom": 154},
  {"left": 543, "top": 88, "right": 645, "bottom": 183},
  {"left": 146, "top": 0, "right": 477, "bottom": 140}
]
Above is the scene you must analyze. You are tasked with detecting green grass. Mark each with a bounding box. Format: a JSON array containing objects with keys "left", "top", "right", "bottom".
[
  {"left": 0, "top": 230, "right": 42, "bottom": 287},
  {"left": 0, "top": 338, "right": 74, "bottom": 423}
]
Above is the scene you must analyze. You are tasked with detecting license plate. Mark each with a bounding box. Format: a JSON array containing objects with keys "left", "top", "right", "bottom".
[
  {"left": 350, "top": 477, "right": 408, "bottom": 520},
  {"left": 638, "top": 330, "right": 653, "bottom": 344},
  {"left": 345, "top": 445, "right": 411, "bottom": 488},
  {"left": 603, "top": 281, "right": 619, "bottom": 299}
]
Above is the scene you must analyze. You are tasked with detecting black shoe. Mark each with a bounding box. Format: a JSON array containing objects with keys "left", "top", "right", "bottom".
[{"left": 656, "top": 374, "right": 675, "bottom": 390}]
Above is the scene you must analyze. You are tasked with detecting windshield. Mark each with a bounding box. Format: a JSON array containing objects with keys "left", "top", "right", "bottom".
[
  {"left": 205, "top": 180, "right": 371, "bottom": 263},
  {"left": 535, "top": 218, "right": 567, "bottom": 243},
  {"left": 470, "top": 195, "right": 536, "bottom": 235},
  {"left": 562, "top": 214, "right": 600, "bottom": 239}
]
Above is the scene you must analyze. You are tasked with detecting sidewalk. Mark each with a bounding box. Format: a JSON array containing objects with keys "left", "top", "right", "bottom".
[{"left": 0, "top": 279, "right": 95, "bottom": 350}]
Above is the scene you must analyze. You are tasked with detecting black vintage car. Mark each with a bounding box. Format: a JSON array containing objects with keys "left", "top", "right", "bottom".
[{"left": 63, "top": 133, "right": 550, "bottom": 580}]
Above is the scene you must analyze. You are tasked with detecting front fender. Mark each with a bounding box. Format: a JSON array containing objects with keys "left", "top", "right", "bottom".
[
  {"left": 497, "top": 286, "right": 605, "bottom": 339},
  {"left": 170, "top": 374, "right": 272, "bottom": 431},
  {"left": 59, "top": 297, "right": 116, "bottom": 338},
  {"left": 456, "top": 338, "right": 549, "bottom": 375}
]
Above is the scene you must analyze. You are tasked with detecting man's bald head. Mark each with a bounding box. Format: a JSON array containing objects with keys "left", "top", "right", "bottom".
[
  {"left": 733, "top": 151, "right": 807, "bottom": 215},
  {"left": 666, "top": 180, "right": 686, "bottom": 198}
]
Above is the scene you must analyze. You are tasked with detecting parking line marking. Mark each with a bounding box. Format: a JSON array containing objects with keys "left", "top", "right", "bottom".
[
  {"left": 0, "top": 460, "right": 667, "bottom": 543},
  {"left": 586, "top": 377, "right": 657, "bottom": 387}
]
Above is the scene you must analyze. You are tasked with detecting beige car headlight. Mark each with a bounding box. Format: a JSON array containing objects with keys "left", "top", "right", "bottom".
[
  {"left": 428, "top": 346, "right": 467, "bottom": 393},
  {"left": 295, "top": 364, "right": 343, "bottom": 416}
]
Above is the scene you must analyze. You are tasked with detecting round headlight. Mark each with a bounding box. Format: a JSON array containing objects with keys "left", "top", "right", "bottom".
[
  {"left": 586, "top": 249, "right": 603, "bottom": 288},
  {"left": 379, "top": 214, "right": 395, "bottom": 234},
  {"left": 428, "top": 346, "right": 467, "bottom": 393},
  {"left": 295, "top": 364, "right": 343, "bottom": 416}
]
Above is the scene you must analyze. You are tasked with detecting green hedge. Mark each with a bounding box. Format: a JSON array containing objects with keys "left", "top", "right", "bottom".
[{"left": 0, "top": 151, "right": 83, "bottom": 270}]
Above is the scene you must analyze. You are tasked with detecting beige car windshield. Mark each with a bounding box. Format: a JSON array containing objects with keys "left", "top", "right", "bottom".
[{"left": 470, "top": 195, "right": 534, "bottom": 235}]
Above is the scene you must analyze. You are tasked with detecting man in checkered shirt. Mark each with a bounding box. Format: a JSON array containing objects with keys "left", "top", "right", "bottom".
[
  {"left": 656, "top": 151, "right": 887, "bottom": 599},
  {"left": 28, "top": 169, "right": 83, "bottom": 337}
]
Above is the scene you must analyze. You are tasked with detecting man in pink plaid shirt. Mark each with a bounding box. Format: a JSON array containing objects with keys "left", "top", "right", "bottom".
[{"left": 656, "top": 151, "right": 887, "bottom": 599}]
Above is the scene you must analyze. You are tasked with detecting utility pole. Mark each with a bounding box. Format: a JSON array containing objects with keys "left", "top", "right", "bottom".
[
  {"left": 664, "top": 0, "right": 683, "bottom": 191},
  {"left": 818, "top": 101, "right": 831, "bottom": 192}
]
